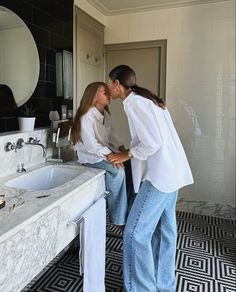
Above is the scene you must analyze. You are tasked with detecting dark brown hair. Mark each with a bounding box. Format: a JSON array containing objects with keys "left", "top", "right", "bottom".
[
  {"left": 0, "top": 84, "right": 17, "bottom": 116},
  {"left": 109, "top": 65, "right": 165, "bottom": 109},
  {"left": 71, "top": 82, "right": 109, "bottom": 144}
]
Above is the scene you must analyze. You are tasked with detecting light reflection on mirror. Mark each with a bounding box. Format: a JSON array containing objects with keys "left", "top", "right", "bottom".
[{"left": 0, "top": 6, "right": 39, "bottom": 107}]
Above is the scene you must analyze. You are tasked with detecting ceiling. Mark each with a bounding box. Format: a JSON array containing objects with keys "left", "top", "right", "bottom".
[{"left": 87, "top": 0, "right": 229, "bottom": 15}]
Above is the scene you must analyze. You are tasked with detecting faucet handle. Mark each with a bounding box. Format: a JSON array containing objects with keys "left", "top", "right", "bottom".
[
  {"left": 5, "top": 142, "right": 14, "bottom": 152},
  {"left": 28, "top": 137, "right": 34, "bottom": 143},
  {"left": 16, "top": 138, "right": 24, "bottom": 149},
  {"left": 29, "top": 137, "right": 40, "bottom": 144}
]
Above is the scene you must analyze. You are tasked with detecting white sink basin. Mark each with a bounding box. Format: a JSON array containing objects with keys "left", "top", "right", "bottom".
[{"left": 5, "top": 165, "right": 86, "bottom": 191}]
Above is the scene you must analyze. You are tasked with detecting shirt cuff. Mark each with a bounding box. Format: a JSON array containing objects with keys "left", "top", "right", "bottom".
[
  {"left": 100, "top": 147, "right": 112, "bottom": 156},
  {"left": 129, "top": 147, "right": 147, "bottom": 160}
]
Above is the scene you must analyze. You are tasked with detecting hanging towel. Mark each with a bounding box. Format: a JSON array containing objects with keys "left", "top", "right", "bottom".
[{"left": 79, "top": 197, "right": 106, "bottom": 292}]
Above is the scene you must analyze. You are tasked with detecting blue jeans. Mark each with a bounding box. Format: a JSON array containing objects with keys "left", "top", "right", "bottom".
[
  {"left": 84, "top": 160, "right": 128, "bottom": 225},
  {"left": 123, "top": 180, "right": 178, "bottom": 292}
]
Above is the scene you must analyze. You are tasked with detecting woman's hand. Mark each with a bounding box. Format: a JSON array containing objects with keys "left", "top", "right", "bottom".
[
  {"left": 119, "top": 145, "right": 128, "bottom": 152},
  {"left": 114, "top": 162, "right": 125, "bottom": 169},
  {"left": 107, "top": 151, "right": 129, "bottom": 164},
  {"left": 106, "top": 152, "right": 125, "bottom": 168}
]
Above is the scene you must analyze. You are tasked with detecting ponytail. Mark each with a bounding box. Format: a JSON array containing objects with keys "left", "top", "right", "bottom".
[{"left": 131, "top": 84, "right": 165, "bottom": 109}]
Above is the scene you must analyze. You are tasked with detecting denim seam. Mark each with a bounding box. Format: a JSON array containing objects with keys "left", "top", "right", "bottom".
[{"left": 128, "top": 188, "right": 151, "bottom": 292}]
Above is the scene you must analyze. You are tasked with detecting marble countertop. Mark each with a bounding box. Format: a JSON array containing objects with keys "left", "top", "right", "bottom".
[
  {"left": 0, "top": 127, "right": 50, "bottom": 137},
  {"left": 0, "top": 162, "right": 105, "bottom": 243}
]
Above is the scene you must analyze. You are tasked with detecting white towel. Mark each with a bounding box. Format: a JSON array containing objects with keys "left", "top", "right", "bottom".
[{"left": 79, "top": 197, "right": 106, "bottom": 292}]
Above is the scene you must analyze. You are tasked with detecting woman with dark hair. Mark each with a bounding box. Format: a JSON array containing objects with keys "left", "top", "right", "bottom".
[
  {"left": 71, "top": 81, "right": 129, "bottom": 227},
  {"left": 0, "top": 84, "right": 17, "bottom": 116},
  {"left": 0, "top": 84, "right": 18, "bottom": 131},
  {"left": 107, "top": 65, "right": 194, "bottom": 292}
]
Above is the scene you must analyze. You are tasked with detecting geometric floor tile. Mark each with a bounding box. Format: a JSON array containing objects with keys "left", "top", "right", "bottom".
[
  {"left": 177, "top": 219, "right": 197, "bottom": 233},
  {"left": 22, "top": 211, "right": 236, "bottom": 292},
  {"left": 201, "top": 225, "right": 234, "bottom": 242},
  {"left": 215, "top": 257, "right": 236, "bottom": 285},
  {"left": 216, "top": 282, "right": 236, "bottom": 292},
  {"left": 216, "top": 221, "right": 236, "bottom": 235},
  {"left": 23, "top": 249, "right": 83, "bottom": 292},
  {"left": 177, "top": 232, "right": 215, "bottom": 255},
  {"left": 187, "top": 216, "right": 210, "bottom": 229},
  {"left": 176, "top": 271, "right": 214, "bottom": 292},
  {"left": 176, "top": 250, "right": 214, "bottom": 277},
  {"left": 215, "top": 242, "right": 236, "bottom": 261},
  {"left": 105, "top": 237, "right": 123, "bottom": 291}
]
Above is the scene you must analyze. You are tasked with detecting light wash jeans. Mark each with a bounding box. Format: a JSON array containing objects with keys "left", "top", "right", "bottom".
[
  {"left": 123, "top": 180, "right": 178, "bottom": 292},
  {"left": 84, "top": 160, "right": 128, "bottom": 225}
]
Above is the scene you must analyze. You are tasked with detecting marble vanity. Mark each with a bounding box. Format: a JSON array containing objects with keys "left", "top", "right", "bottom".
[{"left": 0, "top": 162, "right": 105, "bottom": 292}]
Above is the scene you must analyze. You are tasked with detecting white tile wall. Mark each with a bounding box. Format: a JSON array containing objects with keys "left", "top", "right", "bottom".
[
  {"left": 105, "top": 0, "right": 235, "bottom": 206},
  {"left": 0, "top": 129, "right": 51, "bottom": 178}
]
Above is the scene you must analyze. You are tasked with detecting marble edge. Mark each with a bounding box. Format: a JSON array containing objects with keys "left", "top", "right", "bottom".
[
  {"left": 0, "top": 163, "right": 105, "bottom": 243},
  {"left": 0, "top": 127, "right": 50, "bottom": 137}
]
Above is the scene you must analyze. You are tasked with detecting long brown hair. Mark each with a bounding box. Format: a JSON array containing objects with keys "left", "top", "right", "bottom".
[
  {"left": 71, "top": 82, "right": 109, "bottom": 144},
  {"left": 109, "top": 65, "right": 165, "bottom": 109}
]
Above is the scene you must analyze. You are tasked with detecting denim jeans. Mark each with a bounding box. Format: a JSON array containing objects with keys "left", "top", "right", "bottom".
[
  {"left": 84, "top": 160, "right": 128, "bottom": 225},
  {"left": 123, "top": 180, "right": 178, "bottom": 292}
]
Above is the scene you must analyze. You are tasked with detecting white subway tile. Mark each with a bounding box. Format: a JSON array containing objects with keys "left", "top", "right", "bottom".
[
  {"left": 212, "top": 0, "right": 235, "bottom": 20},
  {"left": 213, "top": 18, "right": 235, "bottom": 30}
]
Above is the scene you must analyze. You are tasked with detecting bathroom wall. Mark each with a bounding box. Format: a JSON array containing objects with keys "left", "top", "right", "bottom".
[
  {"left": 0, "top": 0, "right": 73, "bottom": 127},
  {"left": 104, "top": 1, "right": 235, "bottom": 207},
  {"left": 0, "top": 129, "right": 51, "bottom": 178}
]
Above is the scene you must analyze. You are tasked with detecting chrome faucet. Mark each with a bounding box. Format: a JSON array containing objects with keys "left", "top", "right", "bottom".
[
  {"left": 4, "top": 137, "right": 46, "bottom": 157},
  {"left": 5, "top": 138, "right": 24, "bottom": 152},
  {"left": 23, "top": 137, "right": 47, "bottom": 157}
]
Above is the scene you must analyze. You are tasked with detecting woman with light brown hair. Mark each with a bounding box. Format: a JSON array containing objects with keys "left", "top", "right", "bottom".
[{"left": 71, "top": 81, "right": 129, "bottom": 226}]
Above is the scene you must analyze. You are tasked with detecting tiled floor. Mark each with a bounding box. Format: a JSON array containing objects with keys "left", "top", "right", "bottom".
[{"left": 23, "top": 211, "right": 236, "bottom": 292}]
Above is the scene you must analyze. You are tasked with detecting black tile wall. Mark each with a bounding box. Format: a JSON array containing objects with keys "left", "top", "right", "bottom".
[{"left": 0, "top": 0, "right": 73, "bottom": 130}]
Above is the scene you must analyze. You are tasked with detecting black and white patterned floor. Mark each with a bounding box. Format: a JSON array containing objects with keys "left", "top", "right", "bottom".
[{"left": 23, "top": 211, "right": 236, "bottom": 292}]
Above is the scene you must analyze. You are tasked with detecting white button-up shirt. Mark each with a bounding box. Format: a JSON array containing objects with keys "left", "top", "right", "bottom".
[
  {"left": 76, "top": 107, "right": 122, "bottom": 164},
  {"left": 124, "top": 92, "right": 194, "bottom": 193}
]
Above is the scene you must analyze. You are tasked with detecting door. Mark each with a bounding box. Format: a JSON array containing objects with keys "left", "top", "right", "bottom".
[
  {"left": 74, "top": 8, "right": 105, "bottom": 111},
  {"left": 105, "top": 40, "right": 166, "bottom": 146}
]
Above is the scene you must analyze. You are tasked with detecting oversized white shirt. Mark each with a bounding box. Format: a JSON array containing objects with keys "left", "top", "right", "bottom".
[
  {"left": 124, "top": 92, "right": 194, "bottom": 193},
  {"left": 76, "top": 107, "right": 122, "bottom": 164}
]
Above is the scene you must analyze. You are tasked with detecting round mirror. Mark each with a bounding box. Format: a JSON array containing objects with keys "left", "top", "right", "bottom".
[{"left": 0, "top": 6, "right": 39, "bottom": 107}]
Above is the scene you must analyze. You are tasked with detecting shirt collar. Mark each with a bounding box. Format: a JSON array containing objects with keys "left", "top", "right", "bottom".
[
  {"left": 123, "top": 91, "right": 135, "bottom": 106},
  {"left": 90, "top": 106, "right": 108, "bottom": 123}
]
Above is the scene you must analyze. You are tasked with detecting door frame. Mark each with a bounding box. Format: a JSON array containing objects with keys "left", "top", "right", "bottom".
[{"left": 105, "top": 39, "right": 167, "bottom": 100}]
